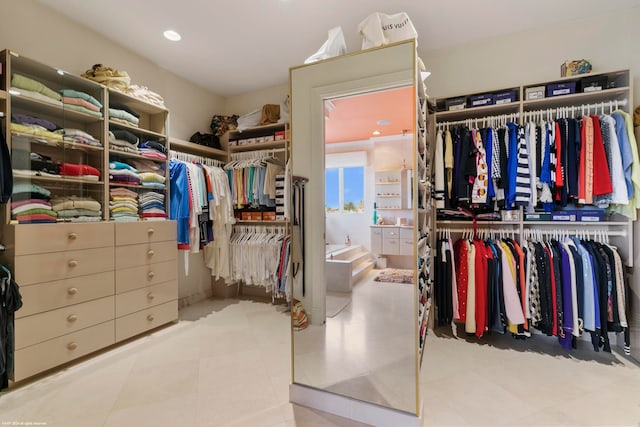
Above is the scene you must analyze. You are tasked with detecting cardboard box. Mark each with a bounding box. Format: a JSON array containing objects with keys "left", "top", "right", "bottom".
[
  {"left": 255, "top": 137, "right": 265, "bottom": 144},
  {"left": 547, "top": 82, "right": 576, "bottom": 97},
  {"left": 469, "top": 94, "right": 494, "bottom": 107},
  {"left": 577, "top": 210, "right": 604, "bottom": 222},
  {"left": 241, "top": 212, "right": 252, "bottom": 220},
  {"left": 275, "top": 215, "right": 285, "bottom": 221},
  {"left": 276, "top": 205, "right": 285, "bottom": 213},
  {"left": 445, "top": 96, "right": 465, "bottom": 111},
  {"left": 264, "top": 135, "right": 275, "bottom": 142},
  {"left": 262, "top": 212, "right": 276, "bottom": 221},
  {"left": 250, "top": 212, "right": 262, "bottom": 220},
  {"left": 551, "top": 211, "right": 577, "bottom": 222},
  {"left": 525, "top": 86, "right": 545, "bottom": 100},
  {"left": 275, "top": 131, "right": 286, "bottom": 140},
  {"left": 495, "top": 90, "right": 516, "bottom": 104}
]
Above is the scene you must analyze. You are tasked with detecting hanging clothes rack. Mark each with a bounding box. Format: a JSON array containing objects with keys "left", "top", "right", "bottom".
[
  {"left": 230, "top": 148, "right": 286, "bottom": 162},
  {"left": 523, "top": 99, "right": 629, "bottom": 121},
  {"left": 169, "top": 150, "right": 225, "bottom": 167},
  {"left": 438, "top": 112, "right": 520, "bottom": 129}
]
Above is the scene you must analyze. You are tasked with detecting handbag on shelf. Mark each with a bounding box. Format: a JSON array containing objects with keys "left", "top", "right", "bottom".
[{"left": 189, "top": 132, "right": 221, "bottom": 150}]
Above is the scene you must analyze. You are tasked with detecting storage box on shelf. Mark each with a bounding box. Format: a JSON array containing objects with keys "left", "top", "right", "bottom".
[{"left": 225, "top": 122, "right": 289, "bottom": 152}]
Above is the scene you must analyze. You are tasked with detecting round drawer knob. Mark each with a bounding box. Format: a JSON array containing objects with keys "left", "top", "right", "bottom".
[
  {"left": 67, "top": 287, "right": 78, "bottom": 295},
  {"left": 147, "top": 292, "right": 155, "bottom": 300},
  {"left": 68, "top": 232, "right": 78, "bottom": 240},
  {"left": 67, "top": 342, "right": 78, "bottom": 351},
  {"left": 67, "top": 314, "right": 78, "bottom": 322},
  {"left": 147, "top": 314, "right": 155, "bottom": 322},
  {"left": 147, "top": 250, "right": 155, "bottom": 257},
  {"left": 147, "top": 228, "right": 155, "bottom": 235},
  {"left": 68, "top": 260, "right": 78, "bottom": 267},
  {"left": 147, "top": 271, "right": 155, "bottom": 279}
]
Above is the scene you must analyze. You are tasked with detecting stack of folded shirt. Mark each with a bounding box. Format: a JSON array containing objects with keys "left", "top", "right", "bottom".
[
  {"left": 13, "top": 152, "right": 61, "bottom": 179},
  {"left": 51, "top": 196, "right": 102, "bottom": 222},
  {"left": 138, "top": 141, "right": 167, "bottom": 160},
  {"left": 109, "top": 129, "right": 139, "bottom": 153},
  {"left": 139, "top": 191, "right": 167, "bottom": 219},
  {"left": 11, "top": 183, "right": 57, "bottom": 223},
  {"left": 129, "top": 158, "right": 163, "bottom": 173},
  {"left": 109, "top": 187, "right": 139, "bottom": 221},
  {"left": 138, "top": 171, "right": 166, "bottom": 189},
  {"left": 59, "top": 89, "right": 103, "bottom": 118},
  {"left": 109, "top": 102, "right": 139, "bottom": 127},
  {"left": 11, "top": 114, "right": 62, "bottom": 142},
  {"left": 54, "top": 129, "right": 102, "bottom": 147},
  {"left": 123, "top": 85, "right": 165, "bottom": 108},
  {"left": 59, "top": 163, "right": 101, "bottom": 181},
  {"left": 11, "top": 73, "right": 62, "bottom": 107},
  {"left": 109, "top": 160, "right": 140, "bottom": 186}
]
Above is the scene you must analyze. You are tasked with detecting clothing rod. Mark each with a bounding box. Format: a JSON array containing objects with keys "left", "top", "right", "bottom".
[
  {"left": 230, "top": 148, "right": 286, "bottom": 161},
  {"left": 437, "top": 112, "right": 520, "bottom": 127},
  {"left": 169, "top": 150, "right": 225, "bottom": 167},
  {"left": 523, "top": 229, "right": 627, "bottom": 237},
  {"left": 524, "top": 99, "right": 628, "bottom": 119}
]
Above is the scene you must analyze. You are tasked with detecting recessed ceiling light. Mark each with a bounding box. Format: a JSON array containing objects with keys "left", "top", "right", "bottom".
[
  {"left": 377, "top": 119, "right": 391, "bottom": 126},
  {"left": 372, "top": 130, "right": 381, "bottom": 136},
  {"left": 163, "top": 30, "right": 181, "bottom": 42},
  {"left": 56, "top": 69, "right": 64, "bottom": 76}
]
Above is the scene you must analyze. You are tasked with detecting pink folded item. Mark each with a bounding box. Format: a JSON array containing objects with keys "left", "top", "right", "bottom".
[
  {"left": 11, "top": 199, "right": 52, "bottom": 209},
  {"left": 140, "top": 151, "right": 167, "bottom": 160},
  {"left": 62, "top": 97, "right": 100, "bottom": 112},
  {"left": 16, "top": 214, "right": 58, "bottom": 222}
]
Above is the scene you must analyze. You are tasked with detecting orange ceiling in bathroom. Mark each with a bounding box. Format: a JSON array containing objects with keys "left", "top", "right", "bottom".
[{"left": 324, "top": 86, "right": 415, "bottom": 144}]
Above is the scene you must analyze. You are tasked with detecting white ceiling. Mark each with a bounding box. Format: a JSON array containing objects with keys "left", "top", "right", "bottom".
[{"left": 38, "top": 0, "right": 640, "bottom": 97}]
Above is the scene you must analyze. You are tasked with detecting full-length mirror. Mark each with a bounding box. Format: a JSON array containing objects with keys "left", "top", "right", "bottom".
[{"left": 289, "top": 40, "right": 421, "bottom": 416}]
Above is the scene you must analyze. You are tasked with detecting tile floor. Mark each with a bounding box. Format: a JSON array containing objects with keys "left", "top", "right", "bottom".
[{"left": 1, "top": 282, "right": 639, "bottom": 426}]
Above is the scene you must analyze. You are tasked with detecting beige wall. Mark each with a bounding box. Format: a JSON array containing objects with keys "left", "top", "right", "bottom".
[
  {"left": 421, "top": 6, "right": 640, "bottom": 104},
  {"left": 2, "top": 0, "right": 225, "bottom": 140},
  {"left": 223, "top": 83, "right": 288, "bottom": 117}
]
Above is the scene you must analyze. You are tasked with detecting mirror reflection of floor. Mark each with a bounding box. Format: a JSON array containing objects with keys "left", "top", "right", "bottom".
[{"left": 294, "top": 269, "right": 416, "bottom": 413}]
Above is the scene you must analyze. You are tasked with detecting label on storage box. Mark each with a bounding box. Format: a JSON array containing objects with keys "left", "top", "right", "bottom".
[
  {"left": 583, "top": 86, "right": 602, "bottom": 93},
  {"left": 495, "top": 98, "right": 512, "bottom": 105},
  {"left": 553, "top": 88, "right": 571, "bottom": 95}
]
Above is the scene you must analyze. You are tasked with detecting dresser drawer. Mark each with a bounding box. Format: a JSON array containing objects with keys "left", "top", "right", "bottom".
[
  {"left": 116, "top": 281, "right": 178, "bottom": 317},
  {"left": 116, "top": 261, "right": 178, "bottom": 294},
  {"left": 115, "top": 300, "right": 177, "bottom": 342},
  {"left": 400, "top": 239, "right": 414, "bottom": 256},
  {"left": 382, "top": 228, "right": 400, "bottom": 238},
  {"left": 15, "top": 246, "right": 114, "bottom": 286},
  {"left": 17, "top": 271, "right": 114, "bottom": 319},
  {"left": 115, "top": 221, "right": 176, "bottom": 246},
  {"left": 115, "top": 241, "right": 177, "bottom": 269},
  {"left": 13, "top": 320, "right": 114, "bottom": 381},
  {"left": 13, "top": 222, "right": 114, "bottom": 255},
  {"left": 400, "top": 227, "right": 414, "bottom": 240},
  {"left": 382, "top": 238, "right": 400, "bottom": 255},
  {"left": 15, "top": 296, "right": 115, "bottom": 349}
]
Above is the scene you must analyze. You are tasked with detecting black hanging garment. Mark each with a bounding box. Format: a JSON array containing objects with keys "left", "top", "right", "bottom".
[
  {"left": 0, "top": 122, "right": 13, "bottom": 203},
  {"left": 0, "top": 267, "right": 22, "bottom": 390}
]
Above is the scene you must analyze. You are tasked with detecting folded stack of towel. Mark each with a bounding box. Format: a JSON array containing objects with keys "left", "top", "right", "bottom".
[
  {"left": 123, "top": 85, "right": 165, "bottom": 108},
  {"left": 11, "top": 183, "right": 57, "bottom": 224},
  {"left": 59, "top": 89, "right": 103, "bottom": 118},
  {"left": 11, "top": 113, "right": 61, "bottom": 141},
  {"left": 51, "top": 196, "right": 102, "bottom": 222},
  {"left": 109, "top": 187, "right": 139, "bottom": 222},
  {"left": 140, "top": 191, "right": 167, "bottom": 219}
]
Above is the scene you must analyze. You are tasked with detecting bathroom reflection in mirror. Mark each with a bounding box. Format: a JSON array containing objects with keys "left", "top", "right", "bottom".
[{"left": 293, "top": 86, "right": 417, "bottom": 413}]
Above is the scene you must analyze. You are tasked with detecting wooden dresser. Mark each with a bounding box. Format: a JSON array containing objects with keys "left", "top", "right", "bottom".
[{"left": 1, "top": 221, "right": 178, "bottom": 381}]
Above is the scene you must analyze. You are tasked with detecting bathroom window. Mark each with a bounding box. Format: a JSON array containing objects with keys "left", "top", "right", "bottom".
[{"left": 325, "top": 166, "right": 364, "bottom": 213}]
